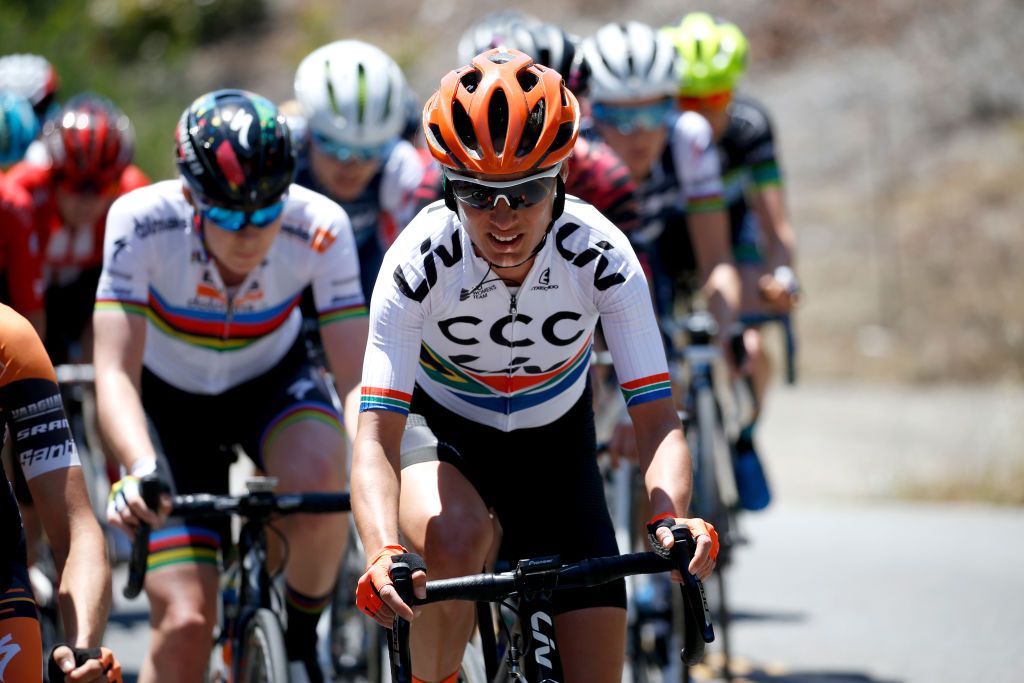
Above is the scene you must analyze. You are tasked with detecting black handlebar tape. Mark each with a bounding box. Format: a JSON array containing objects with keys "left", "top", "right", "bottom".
[
  {"left": 123, "top": 475, "right": 167, "bottom": 599},
  {"left": 670, "top": 526, "right": 715, "bottom": 666},
  {"left": 47, "top": 646, "right": 103, "bottom": 683},
  {"left": 387, "top": 562, "right": 415, "bottom": 683}
]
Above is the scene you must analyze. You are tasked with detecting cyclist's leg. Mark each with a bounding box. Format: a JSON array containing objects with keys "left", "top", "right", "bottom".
[
  {"left": 249, "top": 357, "right": 348, "bottom": 678},
  {"left": 138, "top": 371, "right": 230, "bottom": 683},
  {"left": 555, "top": 608, "right": 627, "bottom": 682},
  {"left": 398, "top": 404, "right": 496, "bottom": 683}
]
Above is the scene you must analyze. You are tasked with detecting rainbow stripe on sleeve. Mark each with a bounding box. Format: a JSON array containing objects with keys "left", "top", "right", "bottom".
[
  {"left": 751, "top": 161, "right": 782, "bottom": 188},
  {"left": 360, "top": 387, "right": 412, "bottom": 415},
  {"left": 95, "top": 298, "right": 148, "bottom": 316},
  {"left": 620, "top": 372, "right": 672, "bottom": 407},
  {"left": 318, "top": 302, "right": 369, "bottom": 326},
  {"left": 686, "top": 193, "right": 726, "bottom": 214}
]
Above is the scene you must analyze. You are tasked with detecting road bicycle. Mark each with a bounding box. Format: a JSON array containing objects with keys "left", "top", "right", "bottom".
[
  {"left": 385, "top": 524, "right": 714, "bottom": 683},
  {"left": 124, "top": 475, "right": 351, "bottom": 682}
]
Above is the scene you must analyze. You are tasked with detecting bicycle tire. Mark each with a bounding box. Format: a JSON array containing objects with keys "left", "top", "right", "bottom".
[{"left": 238, "top": 608, "right": 290, "bottom": 683}]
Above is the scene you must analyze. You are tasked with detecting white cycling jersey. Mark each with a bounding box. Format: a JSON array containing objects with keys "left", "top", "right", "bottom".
[
  {"left": 628, "top": 110, "right": 724, "bottom": 247},
  {"left": 360, "top": 197, "right": 672, "bottom": 432},
  {"left": 96, "top": 180, "right": 366, "bottom": 395}
]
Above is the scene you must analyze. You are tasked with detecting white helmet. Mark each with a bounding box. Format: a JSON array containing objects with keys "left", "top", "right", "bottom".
[
  {"left": 0, "top": 53, "right": 58, "bottom": 112},
  {"left": 456, "top": 10, "right": 540, "bottom": 65},
  {"left": 294, "top": 40, "right": 408, "bottom": 148},
  {"left": 581, "top": 22, "right": 678, "bottom": 103}
]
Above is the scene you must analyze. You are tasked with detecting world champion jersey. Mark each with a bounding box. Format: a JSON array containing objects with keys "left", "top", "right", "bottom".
[
  {"left": 360, "top": 197, "right": 673, "bottom": 432},
  {"left": 95, "top": 181, "right": 366, "bottom": 395}
]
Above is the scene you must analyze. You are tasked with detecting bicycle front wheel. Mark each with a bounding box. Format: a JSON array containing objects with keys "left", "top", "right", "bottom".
[{"left": 238, "top": 608, "right": 290, "bottom": 683}]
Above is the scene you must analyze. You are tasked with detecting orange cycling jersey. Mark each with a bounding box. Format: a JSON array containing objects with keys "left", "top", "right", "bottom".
[
  {"left": 4, "top": 162, "right": 149, "bottom": 282},
  {"left": 0, "top": 303, "right": 80, "bottom": 682}
]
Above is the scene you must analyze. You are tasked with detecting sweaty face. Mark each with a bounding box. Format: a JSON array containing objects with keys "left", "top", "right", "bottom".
[
  {"left": 453, "top": 166, "right": 564, "bottom": 283},
  {"left": 201, "top": 215, "right": 283, "bottom": 286}
]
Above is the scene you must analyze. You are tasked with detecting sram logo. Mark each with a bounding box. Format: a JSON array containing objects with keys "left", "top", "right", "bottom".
[
  {"left": 393, "top": 230, "right": 463, "bottom": 302},
  {"left": 15, "top": 418, "right": 69, "bottom": 441}
]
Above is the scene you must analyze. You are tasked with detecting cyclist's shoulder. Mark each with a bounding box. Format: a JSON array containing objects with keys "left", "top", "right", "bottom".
[
  {"left": 383, "top": 204, "right": 462, "bottom": 269},
  {"left": 117, "top": 164, "right": 151, "bottom": 193},
  {"left": 554, "top": 200, "right": 636, "bottom": 259},
  {"left": 724, "top": 95, "right": 775, "bottom": 146},
  {"left": 3, "top": 160, "right": 51, "bottom": 196},
  {"left": 108, "top": 179, "right": 188, "bottom": 220},
  {"left": 0, "top": 303, "right": 55, "bottom": 388},
  {"left": 0, "top": 174, "right": 32, "bottom": 215}
]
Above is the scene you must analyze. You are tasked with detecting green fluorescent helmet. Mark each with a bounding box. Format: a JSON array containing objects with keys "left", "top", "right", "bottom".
[{"left": 665, "top": 12, "right": 749, "bottom": 97}]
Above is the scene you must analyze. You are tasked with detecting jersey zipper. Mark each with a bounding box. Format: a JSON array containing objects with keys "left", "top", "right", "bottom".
[{"left": 507, "top": 291, "right": 518, "bottom": 428}]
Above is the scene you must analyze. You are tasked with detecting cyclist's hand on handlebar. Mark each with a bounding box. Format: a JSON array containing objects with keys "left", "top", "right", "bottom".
[
  {"left": 106, "top": 461, "right": 171, "bottom": 537},
  {"left": 647, "top": 514, "right": 719, "bottom": 582},
  {"left": 759, "top": 267, "right": 801, "bottom": 313},
  {"left": 50, "top": 645, "right": 123, "bottom": 682},
  {"left": 356, "top": 545, "right": 427, "bottom": 628}
]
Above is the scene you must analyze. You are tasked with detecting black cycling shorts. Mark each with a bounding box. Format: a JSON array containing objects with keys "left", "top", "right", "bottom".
[
  {"left": 401, "top": 383, "right": 625, "bottom": 614},
  {"left": 140, "top": 341, "right": 341, "bottom": 570}
]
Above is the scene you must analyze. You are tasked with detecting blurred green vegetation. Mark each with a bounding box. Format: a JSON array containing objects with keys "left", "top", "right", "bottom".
[{"left": 0, "top": 0, "right": 266, "bottom": 179}]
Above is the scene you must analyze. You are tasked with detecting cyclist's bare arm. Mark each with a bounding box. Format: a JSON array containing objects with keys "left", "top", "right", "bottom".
[
  {"left": 320, "top": 318, "right": 369, "bottom": 440},
  {"left": 93, "top": 308, "right": 163, "bottom": 527},
  {"left": 689, "top": 210, "right": 741, "bottom": 350},
  {"left": 351, "top": 408, "right": 426, "bottom": 620},
  {"left": 28, "top": 466, "right": 111, "bottom": 655},
  {"left": 750, "top": 184, "right": 796, "bottom": 270},
  {"left": 630, "top": 397, "right": 715, "bottom": 579}
]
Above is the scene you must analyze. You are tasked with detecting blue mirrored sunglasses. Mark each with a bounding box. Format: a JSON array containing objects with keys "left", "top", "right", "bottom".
[
  {"left": 198, "top": 198, "right": 286, "bottom": 232},
  {"left": 591, "top": 100, "right": 675, "bottom": 134},
  {"left": 311, "top": 130, "right": 394, "bottom": 162}
]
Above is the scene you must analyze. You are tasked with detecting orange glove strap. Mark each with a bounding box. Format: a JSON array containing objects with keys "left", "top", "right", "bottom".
[{"left": 356, "top": 544, "right": 408, "bottom": 617}]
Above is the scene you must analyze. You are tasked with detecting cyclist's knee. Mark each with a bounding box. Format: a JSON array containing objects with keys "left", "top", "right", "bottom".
[
  {"left": 154, "top": 603, "right": 214, "bottom": 651},
  {"left": 264, "top": 424, "right": 346, "bottom": 490},
  {"left": 410, "top": 506, "right": 492, "bottom": 578}
]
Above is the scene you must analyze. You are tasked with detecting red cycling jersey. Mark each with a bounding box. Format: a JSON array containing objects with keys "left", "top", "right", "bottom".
[
  {"left": 0, "top": 177, "right": 44, "bottom": 316},
  {"left": 4, "top": 162, "right": 149, "bottom": 283},
  {"left": 566, "top": 136, "right": 640, "bottom": 235}
]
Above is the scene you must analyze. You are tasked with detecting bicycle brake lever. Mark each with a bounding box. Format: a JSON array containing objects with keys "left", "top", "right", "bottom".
[
  {"left": 387, "top": 562, "right": 414, "bottom": 683},
  {"left": 670, "top": 525, "right": 715, "bottom": 665}
]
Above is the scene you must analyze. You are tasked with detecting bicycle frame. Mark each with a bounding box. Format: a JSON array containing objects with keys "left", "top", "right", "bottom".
[{"left": 387, "top": 528, "right": 714, "bottom": 683}]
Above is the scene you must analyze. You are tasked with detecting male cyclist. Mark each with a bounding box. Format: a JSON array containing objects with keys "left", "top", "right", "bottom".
[
  {"left": 580, "top": 22, "right": 742, "bottom": 362},
  {"left": 0, "top": 93, "right": 45, "bottom": 335},
  {"left": 667, "top": 13, "right": 801, "bottom": 507},
  {"left": 6, "top": 93, "right": 148, "bottom": 366},
  {"left": 293, "top": 40, "right": 436, "bottom": 299},
  {"left": 1, "top": 303, "right": 122, "bottom": 682},
  {"left": 94, "top": 90, "right": 367, "bottom": 683},
  {"left": 352, "top": 49, "right": 718, "bottom": 683}
]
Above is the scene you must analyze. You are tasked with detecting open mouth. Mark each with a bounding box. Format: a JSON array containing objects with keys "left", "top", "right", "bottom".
[{"left": 488, "top": 232, "right": 523, "bottom": 248}]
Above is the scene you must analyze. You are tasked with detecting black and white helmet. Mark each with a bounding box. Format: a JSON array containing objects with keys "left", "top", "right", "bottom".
[
  {"left": 581, "top": 21, "right": 678, "bottom": 102},
  {"left": 456, "top": 10, "right": 540, "bottom": 65},
  {"left": 294, "top": 40, "right": 409, "bottom": 147}
]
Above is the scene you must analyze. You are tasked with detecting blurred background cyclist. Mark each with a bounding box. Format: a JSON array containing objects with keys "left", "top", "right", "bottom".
[{"left": 666, "top": 12, "right": 801, "bottom": 508}]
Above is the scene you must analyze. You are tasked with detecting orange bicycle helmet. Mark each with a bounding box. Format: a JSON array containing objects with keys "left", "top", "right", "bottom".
[{"left": 423, "top": 48, "right": 579, "bottom": 174}]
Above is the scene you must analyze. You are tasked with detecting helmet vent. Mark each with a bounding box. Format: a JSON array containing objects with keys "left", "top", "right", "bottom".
[
  {"left": 550, "top": 121, "right": 574, "bottom": 152},
  {"left": 487, "top": 87, "right": 509, "bottom": 155},
  {"left": 427, "top": 123, "right": 454, "bottom": 157},
  {"left": 356, "top": 62, "right": 368, "bottom": 125},
  {"left": 516, "top": 99, "right": 545, "bottom": 157},
  {"left": 460, "top": 70, "right": 482, "bottom": 94},
  {"left": 516, "top": 69, "right": 540, "bottom": 93},
  {"left": 451, "top": 100, "right": 481, "bottom": 158}
]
